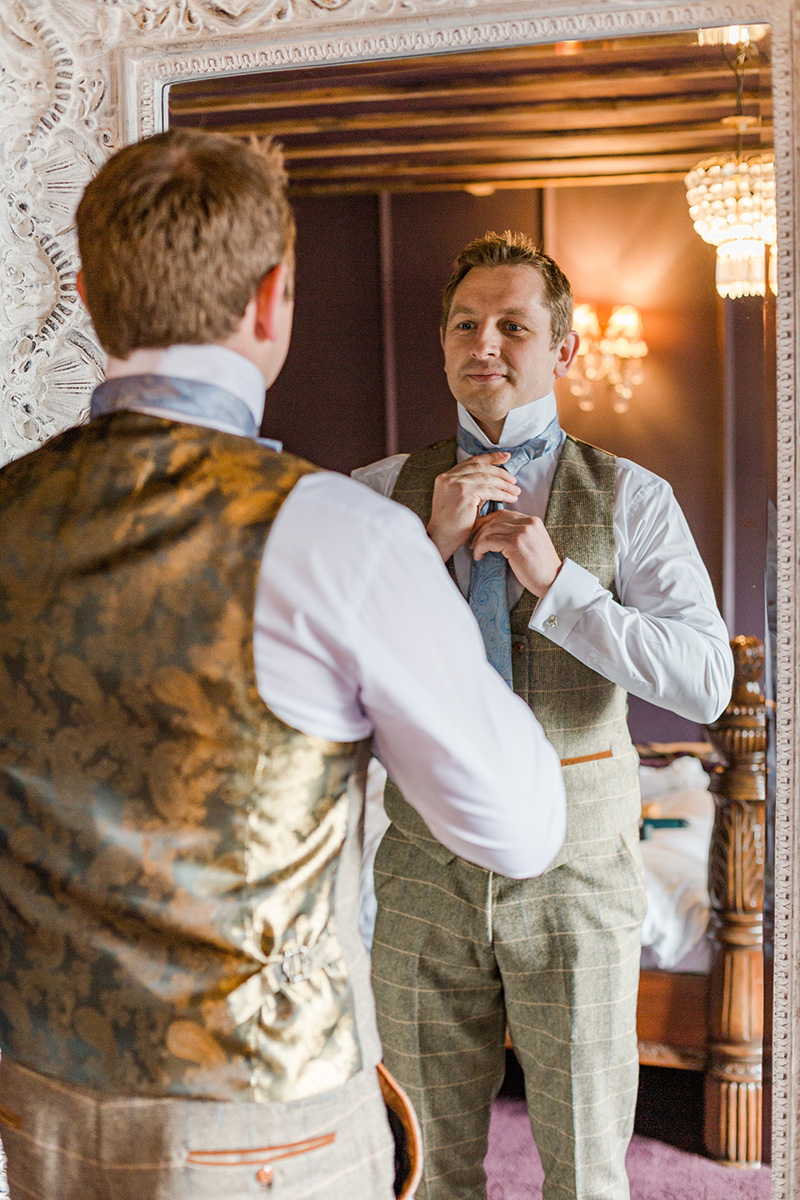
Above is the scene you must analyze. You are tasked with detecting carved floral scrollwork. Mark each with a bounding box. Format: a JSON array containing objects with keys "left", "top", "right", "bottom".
[
  {"left": 703, "top": 638, "right": 767, "bottom": 1165},
  {"left": 92, "top": 0, "right": 366, "bottom": 37},
  {"left": 707, "top": 801, "right": 766, "bottom": 913},
  {"left": 0, "top": 1, "right": 113, "bottom": 463},
  {"left": 706, "top": 637, "right": 767, "bottom": 921}
]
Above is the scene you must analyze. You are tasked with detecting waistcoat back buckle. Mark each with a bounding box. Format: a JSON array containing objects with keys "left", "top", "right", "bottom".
[{"left": 281, "top": 945, "right": 312, "bottom": 983}]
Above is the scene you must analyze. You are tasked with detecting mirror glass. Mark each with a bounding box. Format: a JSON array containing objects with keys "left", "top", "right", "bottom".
[{"left": 167, "top": 27, "right": 776, "bottom": 1159}]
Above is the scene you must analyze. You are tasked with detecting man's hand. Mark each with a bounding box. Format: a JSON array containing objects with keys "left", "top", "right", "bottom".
[
  {"left": 426, "top": 452, "right": 521, "bottom": 561},
  {"left": 469, "top": 510, "right": 562, "bottom": 598}
]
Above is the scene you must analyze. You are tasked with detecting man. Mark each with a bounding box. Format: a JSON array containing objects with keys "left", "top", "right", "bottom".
[
  {"left": 355, "top": 231, "right": 734, "bottom": 1200},
  {"left": 0, "top": 139, "right": 567, "bottom": 1200}
]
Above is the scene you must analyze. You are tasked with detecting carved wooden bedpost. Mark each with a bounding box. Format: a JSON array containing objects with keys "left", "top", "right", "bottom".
[{"left": 703, "top": 635, "right": 766, "bottom": 1167}]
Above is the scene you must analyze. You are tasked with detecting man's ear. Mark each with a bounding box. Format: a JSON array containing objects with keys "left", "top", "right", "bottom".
[
  {"left": 254, "top": 262, "right": 290, "bottom": 342},
  {"left": 553, "top": 329, "right": 580, "bottom": 378}
]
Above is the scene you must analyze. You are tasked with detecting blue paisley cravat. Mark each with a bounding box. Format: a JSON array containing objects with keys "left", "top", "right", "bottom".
[
  {"left": 457, "top": 414, "right": 564, "bottom": 687},
  {"left": 90, "top": 375, "right": 283, "bottom": 451}
]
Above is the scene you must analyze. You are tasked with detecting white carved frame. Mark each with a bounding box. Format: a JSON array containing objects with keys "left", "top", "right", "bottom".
[{"left": 1, "top": 1, "right": 797, "bottom": 1194}]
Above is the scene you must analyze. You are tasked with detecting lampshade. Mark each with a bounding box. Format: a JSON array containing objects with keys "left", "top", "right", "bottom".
[
  {"left": 684, "top": 153, "right": 776, "bottom": 298},
  {"left": 572, "top": 302, "right": 602, "bottom": 350},
  {"left": 567, "top": 303, "right": 647, "bottom": 414},
  {"left": 601, "top": 305, "right": 648, "bottom": 358}
]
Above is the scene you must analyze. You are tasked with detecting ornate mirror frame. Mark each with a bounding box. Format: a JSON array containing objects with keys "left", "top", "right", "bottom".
[{"left": 2, "top": 2, "right": 798, "bottom": 1194}]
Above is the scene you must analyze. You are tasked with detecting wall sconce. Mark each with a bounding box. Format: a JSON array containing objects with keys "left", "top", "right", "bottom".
[{"left": 568, "top": 303, "right": 648, "bottom": 414}]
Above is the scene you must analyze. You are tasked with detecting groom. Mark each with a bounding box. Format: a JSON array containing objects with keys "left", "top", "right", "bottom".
[
  {"left": 355, "top": 230, "right": 733, "bottom": 1200},
  {"left": 0, "top": 141, "right": 567, "bottom": 1200}
]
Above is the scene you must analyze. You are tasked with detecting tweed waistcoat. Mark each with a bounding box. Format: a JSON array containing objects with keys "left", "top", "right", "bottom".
[
  {"left": 0, "top": 411, "right": 378, "bottom": 1101},
  {"left": 387, "top": 433, "right": 640, "bottom": 871}
]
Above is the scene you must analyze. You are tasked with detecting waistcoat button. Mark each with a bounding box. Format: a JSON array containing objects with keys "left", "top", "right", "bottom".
[{"left": 513, "top": 641, "right": 526, "bottom": 653}]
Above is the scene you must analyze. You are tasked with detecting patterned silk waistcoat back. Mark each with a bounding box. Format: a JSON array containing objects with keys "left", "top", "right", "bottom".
[
  {"left": 389, "top": 434, "right": 640, "bottom": 871},
  {"left": 0, "top": 411, "right": 378, "bottom": 1101}
]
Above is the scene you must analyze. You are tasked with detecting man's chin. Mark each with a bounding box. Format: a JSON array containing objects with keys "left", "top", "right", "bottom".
[
  {"left": 455, "top": 381, "right": 511, "bottom": 404},
  {"left": 458, "top": 397, "right": 514, "bottom": 425}
]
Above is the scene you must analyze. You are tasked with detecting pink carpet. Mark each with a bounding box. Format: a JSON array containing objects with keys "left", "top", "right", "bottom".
[{"left": 485, "top": 1095, "right": 772, "bottom": 1199}]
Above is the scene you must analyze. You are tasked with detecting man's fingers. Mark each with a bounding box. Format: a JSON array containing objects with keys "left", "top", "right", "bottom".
[
  {"left": 428, "top": 456, "right": 521, "bottom": 561},
  {"left": 471, "top": 510, "right": 521, "bottom": 536},
  {"left": 440, "top": 465, "right": 521, "bottom": 502},
  {"left": 439, "top": 452, "right": 513, "bottom": 479},
  {"left": 460, "top": 479, "right": 520, "bottom": 504},
  {"left": 466, "top": 451, "right": 512, "bottom": 467},
  {"left": 468, "top": 512, "right": 562, "bottom": 597},
  {"left": 470, "top": 515, "right": 512, "bottom": 559},
  {"left": 469, "top": 511, "right": 532, "bottom": 556}
]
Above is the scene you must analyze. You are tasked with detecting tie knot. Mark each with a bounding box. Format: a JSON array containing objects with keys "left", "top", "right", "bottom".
[
  {"left": 456, "top": 414, "right": 563, "bottom": 470},
  {"left": 504, "top": 441, "right": 546, "bottom": 474}
]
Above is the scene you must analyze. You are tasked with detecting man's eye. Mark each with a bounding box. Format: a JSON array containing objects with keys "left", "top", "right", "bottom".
[
  {"left": 505, "top": 323, "right": 524, "bottom": 332},
  {"left": 455, "top": 321, "right": 474, "bottom": 330}
]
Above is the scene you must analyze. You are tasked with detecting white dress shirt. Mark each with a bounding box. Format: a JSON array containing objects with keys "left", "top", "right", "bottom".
[
  {"left": 104, "top": 346, "right": 566, "bottom": 880},
  {"left": 353, "top": 391, "right": 734, "bottom": 725}
]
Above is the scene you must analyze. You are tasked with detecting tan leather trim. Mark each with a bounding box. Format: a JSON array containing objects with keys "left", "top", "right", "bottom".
[
  {"left": 186, "top": 1132, "right": 335, "bottom": 1167},
  {"left": 560, "top": 749, "right": 613, "bottom": 766},
  {"left": 378, "top": 1061, "right": 423, "bottom": 1199}
]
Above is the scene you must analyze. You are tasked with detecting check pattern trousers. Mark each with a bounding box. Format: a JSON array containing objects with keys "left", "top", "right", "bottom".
[{"left": 371, "top": 824, "right": 646, "bottom": 1200}]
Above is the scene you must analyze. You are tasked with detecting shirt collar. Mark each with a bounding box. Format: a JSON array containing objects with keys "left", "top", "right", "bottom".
[
  {"left": 456, "top": 392, "right": 559, "bottom": 449},
  {"left": 105, "top": 345, "right": 267, "bottom": 431}
]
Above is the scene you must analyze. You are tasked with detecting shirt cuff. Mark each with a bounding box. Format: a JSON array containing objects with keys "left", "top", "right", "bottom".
[{"left": 528, "top": 557, "right": 606, "bottom": 642}]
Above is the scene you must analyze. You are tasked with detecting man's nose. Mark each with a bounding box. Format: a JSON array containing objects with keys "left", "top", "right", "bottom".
[{"left": 471, "top": 323, "right": 501, "bottom": 357}]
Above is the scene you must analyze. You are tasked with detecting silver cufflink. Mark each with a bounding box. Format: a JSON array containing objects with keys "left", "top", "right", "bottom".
[{"left": 544, "top": 614, "right": 558, "bottom": 629}]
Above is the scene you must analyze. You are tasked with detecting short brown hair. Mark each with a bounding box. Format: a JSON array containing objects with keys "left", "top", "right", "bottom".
[
  {"left": 76, "top": 128, "right": 295, "bottom": 358},
  {"left": 440, "top": 230, "right": 573, "bottom": 348}
]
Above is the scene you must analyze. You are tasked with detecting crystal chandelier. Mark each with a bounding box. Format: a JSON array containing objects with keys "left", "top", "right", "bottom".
[
  {"left": 684, "top": 152, "right": 776, "bottom": 298},
  {"left": 685, "top": 27, "right": 775, "bottom": 299}
]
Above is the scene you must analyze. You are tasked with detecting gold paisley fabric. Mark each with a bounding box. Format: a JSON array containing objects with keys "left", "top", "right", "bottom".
[{"left": 0, "top": 413, "right": 368, "bottom": 1101}]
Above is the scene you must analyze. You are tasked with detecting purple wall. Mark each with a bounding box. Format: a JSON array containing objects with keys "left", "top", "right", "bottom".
[{"left": 263, "top": 194, "right": 386, "bottom": 474}]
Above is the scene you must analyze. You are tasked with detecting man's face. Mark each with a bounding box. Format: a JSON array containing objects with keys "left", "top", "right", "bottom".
[{"left": 441, "top": 264, "right": 576, "bottom": 439}]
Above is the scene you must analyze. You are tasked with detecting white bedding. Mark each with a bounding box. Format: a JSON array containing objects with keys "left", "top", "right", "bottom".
[{"left": 638, "top": 754, "right": 714, "bottom": 972}]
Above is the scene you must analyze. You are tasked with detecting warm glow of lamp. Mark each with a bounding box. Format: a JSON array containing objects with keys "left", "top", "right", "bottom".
[
  {"left": 684, "top": 153, "right": 776, "bottom": 298},
  {"left": 696, "top": 25, "right": 769, "bottom": 47},
  {"left": 568, "top": 304, "right": 647, "bottom": 414},
  {"left": 572, "top": 303, "right": 602, "bottom": 344},
  {"left": 602, "top": 305, "right": 648, "bottom": 358},
  {"left": 768, "top": 244, "right": 778, "bottom": 296}
]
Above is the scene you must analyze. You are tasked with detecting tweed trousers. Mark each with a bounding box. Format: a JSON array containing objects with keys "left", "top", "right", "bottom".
[
  {"left": 371, "top": 823, "right": 647, "bottom": 1200},
  {"left": 0, "top": 1058, "right": 395, "bottom": 1200}
]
